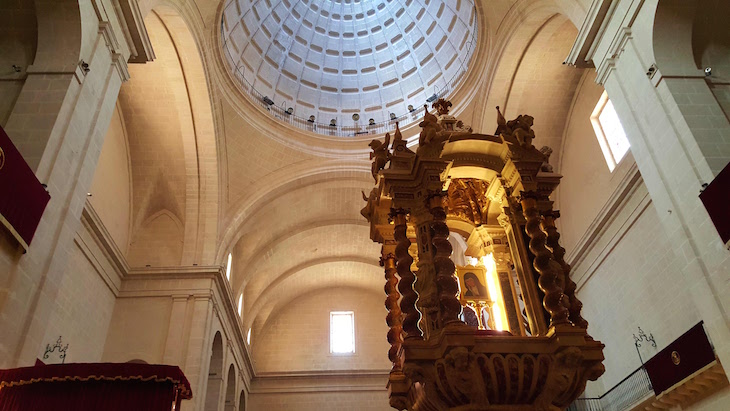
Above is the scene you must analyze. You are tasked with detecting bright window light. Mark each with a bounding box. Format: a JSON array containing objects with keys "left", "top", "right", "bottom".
[
  {"left": 246, "top": 328, "right": 251, "bottom": 345},
  {"left": 330, "top": 311, "right": 355, "bottom": 354},
  {"left": 226, "top": 253, "right": 232, "bottom": 281},
  {"left": 591, "top": 91, "right": 630, "bottom": 171},
  {"left": 481, "top": 253, "right": 506, "bottom": 332},
  {"left": 237, "top": 294, "right": 243, "bottom": 316}
]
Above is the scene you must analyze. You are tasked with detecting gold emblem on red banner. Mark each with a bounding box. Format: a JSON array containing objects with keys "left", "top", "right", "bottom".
[
  {"left": 671, "top": 350, "right": 681, "bottom": 365},
  {"left": 0, "top": 147, "right": 5, "bottom": 171}
]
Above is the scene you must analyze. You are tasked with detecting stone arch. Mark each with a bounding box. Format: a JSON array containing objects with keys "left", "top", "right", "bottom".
[
  {"left": 32, "top": 0, "right": 81, "bottom": 70},
  {"left": 204, "top": 331, "right": 224, "bottom": 411},
  {"left": 0, "top": 1, "right": 37, "bottom": 125},
  {"left": 116, "top": 6, "right": 218, "bottom": 267},
  {"left": 652, "top": 0, "right": 704, "bottom": 77},
  {"left": 224, "top": 364, "right": 236, "bottom": 411},
  {"left": 690, "top": 0, "right": 730, "bottom": 119},
  {"left": 217, "top": 159, "right": 372, "bottom": 265},
  {"left": 238, "top": 390, "right": 245, "bottom": 411}
]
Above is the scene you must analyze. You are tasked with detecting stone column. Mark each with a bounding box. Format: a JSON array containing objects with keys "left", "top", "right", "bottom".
[
  {"left": 520, "top": 192, "right": 569, "bottom": 328},
  {"left": 541, "top": 211, "right": 588, "bottom": 329},
  {"left": 428, "top": 194, "right": 461, "bottom": 328},
  {"left": 382, "top": 249, "right": 402, "bottom": 371},
  {"left": 499, "top": 209, "right": 548, "bottom": 336},
  {"left": 392, "top": 209, "right": 422, "bottom": 340}
]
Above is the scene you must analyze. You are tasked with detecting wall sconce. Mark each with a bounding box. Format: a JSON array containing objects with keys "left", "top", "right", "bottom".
[{"left": 308, "top": 115, "right": 315, "bottom": 123}]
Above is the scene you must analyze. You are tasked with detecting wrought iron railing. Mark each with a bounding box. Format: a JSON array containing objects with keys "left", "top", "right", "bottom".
[
  {"left": 569, "top": 366, "right": 653, "bottom": 411},
  {"left": 219, "top": 16, "right": 478, "bottom": 138}
]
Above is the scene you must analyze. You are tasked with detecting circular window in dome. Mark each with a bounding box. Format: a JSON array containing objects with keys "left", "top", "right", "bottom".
[{"left": 221, "top": 0, "right": 478, "bottom": 137}]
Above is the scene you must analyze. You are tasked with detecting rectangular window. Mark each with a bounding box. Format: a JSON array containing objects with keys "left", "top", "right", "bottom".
[
  {"left": 330, "top": 311, "right": 355, "bottom": 354},
  {"left": 591, "top": 91, "right": 630, "bottom": 171}
]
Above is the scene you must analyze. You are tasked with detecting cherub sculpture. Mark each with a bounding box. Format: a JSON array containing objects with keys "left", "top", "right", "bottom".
[
  {"left": 418, "top": 105, "right": 443, "bottom": 147},
  {"left": 369, "top": 132, "right": 391, "bottom": 182},
  {"left": 495, "top": 107, "right": 536, "bottom": 148},
  {"left": 361, "top": 188, "right": 378, "bottom": 220},
  {"left": 540, "top": 146, "right": 554, "bottom": 172},
  {"left": 513, "top": 115, "right": 535, "bottom": 147}
]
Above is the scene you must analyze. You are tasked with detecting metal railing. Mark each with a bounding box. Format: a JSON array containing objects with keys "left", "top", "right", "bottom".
[
  {"left": 220, "top": 17, "right": 478, "bottom": 138},
  {"left": 569, "top": 366, "right": 653, "bottom": 411}
]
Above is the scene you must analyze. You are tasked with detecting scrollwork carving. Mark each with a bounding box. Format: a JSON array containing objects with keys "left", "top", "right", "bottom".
[{"left": 445, "top": 179, "right": 490, "bottom": 225}]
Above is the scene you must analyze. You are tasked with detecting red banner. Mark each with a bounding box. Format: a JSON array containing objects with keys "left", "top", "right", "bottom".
[
  {"left": 0, "top": 125, "right": 50, "bottom": 248},
  {"left": 700, "top": 162, "right": 730, "bottom": 244},
  {"left": 644, "top": 322, "right": 715, "bottom": 395}
]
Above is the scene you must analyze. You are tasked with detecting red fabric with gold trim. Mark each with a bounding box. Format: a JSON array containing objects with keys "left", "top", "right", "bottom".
[{"left": 0, "top": 362, "right": 192, "bottom": 411}]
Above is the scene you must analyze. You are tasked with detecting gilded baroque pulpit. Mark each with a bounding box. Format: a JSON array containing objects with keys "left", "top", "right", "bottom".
[{"left": 362, "top": 100, "right": 605, "bottom": 411}]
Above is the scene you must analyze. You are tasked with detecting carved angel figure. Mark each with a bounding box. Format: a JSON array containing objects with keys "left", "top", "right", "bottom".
[
  {"left": 513, "top": 115, "right": 535, "bottom": 147},
  {"left": 369, "top": 132, "right": 391, "bottom": 182},
  {"left": 360, "top": 188, "right": 378, "bottom": 221},
  {"left": 540, "top": 146, "right": 554, "bottom": 172},
  {"left": 495, "top": 107, "right": 536, "bottom": 147},
  {"left": 418, "top": 105, "right": 444, "bottom": 147}
]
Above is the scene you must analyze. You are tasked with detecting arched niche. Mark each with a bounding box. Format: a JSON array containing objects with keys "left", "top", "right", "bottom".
[
  {"left": 224, "top": 364, "right": 236, "bottom": 411},
  {"left": 238, "top": 390, "right": 246, "bottom": 411},
  {"left": 204, "top": 332, "right": 224, "bottom": 411}
]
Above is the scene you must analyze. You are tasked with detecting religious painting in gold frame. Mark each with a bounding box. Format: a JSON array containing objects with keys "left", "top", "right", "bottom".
[{"left": 456, "top": 266, "right": 489, "bottom": 301}]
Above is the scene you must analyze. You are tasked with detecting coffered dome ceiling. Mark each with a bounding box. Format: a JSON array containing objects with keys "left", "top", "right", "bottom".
[{"left": 221, "top": 0, "right": 477, "bottom": 135}]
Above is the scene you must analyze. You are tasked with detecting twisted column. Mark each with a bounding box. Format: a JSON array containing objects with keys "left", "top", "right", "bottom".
[
  {"left": 382, "top": 251, "right": 403, "bottom": 370},
  {"left": 520, "top": 193, "right": 569, "bottom": 327},
  {"left": 541, "top": 211, "right": 589, "bottom": 329},
  {"left": 392, "top": 209, "right": 423, "bottom": 339},
  {"left": 428, "top": 195, "right": 462, "bottom": 327}
]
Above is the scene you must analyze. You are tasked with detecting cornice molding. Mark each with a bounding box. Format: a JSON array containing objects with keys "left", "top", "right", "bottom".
[
  {"left": 565, "top": 0, "right": 615, "bottom": 68},
  {"left": 251, "top": 370, "right": 389, "bottom": 394},
  {"left": 116, "top": 0, "right": 155, "bottom": 63}
]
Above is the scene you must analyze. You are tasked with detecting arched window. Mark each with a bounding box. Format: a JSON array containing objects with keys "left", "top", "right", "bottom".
[
  {"left": 237, "top": 294, "right": 243, "bottom": 316},
  {"left": 591, "top": 91, "right": 630, "bottom": 171},
  {"left": 226, "top": 253, "right": 232, "bottom": 281},
  {"left": 246, "top": 328, "right": 251, "bottom": 345}
]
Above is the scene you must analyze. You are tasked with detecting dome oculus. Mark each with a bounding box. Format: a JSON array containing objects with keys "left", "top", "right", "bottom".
[{"left": 222, "top": 0, "right": 477, "bottom": 135}]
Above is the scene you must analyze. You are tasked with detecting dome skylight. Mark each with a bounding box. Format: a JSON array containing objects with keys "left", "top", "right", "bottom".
[{"left": 221, "top": 0, "right": 477, "bottom": 136}]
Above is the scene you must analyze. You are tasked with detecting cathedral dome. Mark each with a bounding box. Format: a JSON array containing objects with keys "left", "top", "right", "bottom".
[{"left": 221, "top": 0, "right": 477, "bottom": 136}]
